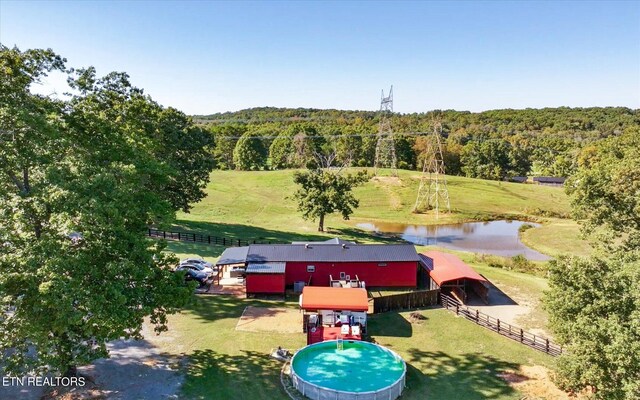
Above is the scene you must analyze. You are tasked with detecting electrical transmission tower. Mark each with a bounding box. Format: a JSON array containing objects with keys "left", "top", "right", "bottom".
[
  {"left": 374, "top": 86, "right": 397, "bottom": 177},
  {"left": 413, "top": 122, "right": 451, "bottom": 218}
]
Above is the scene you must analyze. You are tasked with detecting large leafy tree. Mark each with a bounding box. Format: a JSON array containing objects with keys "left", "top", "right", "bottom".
[
  {"left": 545, "top": 255, "right": 640, "bottom": 399},
  {"left": 292, "top": 169, "right": 369, "bottom": 231},
  {"left": 0, "top": 46, "right": 214, "bottom": 376},
  {"left": 233, "top": 130, "right": 268, "bottom": 170},
  {"left": 210, "top": 124, "right": 245, "bottom": 170},
  {"left": 460, "top": 139, "right": 512, "bottom": 180},
  {"left": 544, "top": 127, "right": 640, "bottom": 399},
  {"left": 567, "top": 127, "right": 640, "bottom": 251}
]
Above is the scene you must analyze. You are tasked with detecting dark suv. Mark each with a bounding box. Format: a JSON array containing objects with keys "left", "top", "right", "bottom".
[{"left": 174, "top": 263, "right": 211, "bottom": 286}]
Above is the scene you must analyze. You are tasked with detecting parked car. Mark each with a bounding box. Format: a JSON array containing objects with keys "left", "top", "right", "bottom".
[
  {"left": 180, "top": 257, "right": 215, "bottom": 274},
  {"left": 174, "top": 263, "right": 211, "bottom": 286}
]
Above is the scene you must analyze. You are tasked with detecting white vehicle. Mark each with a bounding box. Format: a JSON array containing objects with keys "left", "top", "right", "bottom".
[{"left": 179, "top": 258, "right": 215, "bottom": 275}]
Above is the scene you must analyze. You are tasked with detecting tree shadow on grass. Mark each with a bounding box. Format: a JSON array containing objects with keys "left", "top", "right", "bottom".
[
  {"left": 325, "top": 226, "right": 408, "bottom": 244},
  {"left": 403, "top": 349, "right": 523, "bottom": 399},
  {"left": 367, "top": 311, "right": 413, "bottom": 338},
  {"left": 182, "top": 349, "right": 286, "bottom": 400},
  {"left": 171, "top": 220, "right": 403, "bottom": 246},
  {"left": 170, "top": 220, "right": 327, "bottom": 243},
  {"left": 164, "top": 240, "right": 227, "bottom": 259}
]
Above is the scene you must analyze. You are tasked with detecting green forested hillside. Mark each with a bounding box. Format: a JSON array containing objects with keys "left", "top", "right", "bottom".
[{"left": 196, "top": 107, "right": 638, "bottom": 180}]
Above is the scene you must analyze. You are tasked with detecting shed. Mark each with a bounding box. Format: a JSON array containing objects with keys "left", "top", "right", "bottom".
[
  {"left": 532, "top": 176, "right": 566, "bottom": 186},
  {"left": 509, "top": 176, "right": 528, "bottom": 183},
  {"left": 420, "top": 251, "right": 490, "bottom": 304},
  {"left": 245, "top": 262, "right": 285, "bottom": 295},
  {"left": 300, "top": 287, "right": 369, "bottom": 340},
  {"left": 300, "top": 286, "right": 369, "bottom": 312}
]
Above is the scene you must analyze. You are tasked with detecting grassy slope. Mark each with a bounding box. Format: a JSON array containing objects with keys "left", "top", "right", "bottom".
[
  {"left": 160, "top": 170, "right": 571, "bottom": 399},
  {"left": 520, "top": 218, "right": 592, "bottom": 258},
  {"left": 174, "top": 169, "right": 590, "bottom": 257},
  {"left": 157, "top": 295, "right": 552, "bottom": 400}
]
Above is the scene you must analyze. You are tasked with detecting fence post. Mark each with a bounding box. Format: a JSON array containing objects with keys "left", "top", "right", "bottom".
[
  {"left": 520, "top": 329, "right": 524, "bottom": 343},
  {"left": 497, "top": 319, "right": 500, "bottom": 333},
  {"left": 223, "top": 237, "right": 226, "bottom": 246},
  {"left": 193, "top": 233, "right": 196, "bottom": 242},
  {"left": 163, "top": 231, "right": 166, "bottom": 239},
  {"left": 546, "top": 339, "right": 549, "bottom": 354},
  {"left": 455, "top": 304, "right": 459, "bottom": 315},
  {"left": 237, "top": 239, "right": 241, "bottom": 246},
  {"left": 475, "top": 310, "right": 479, "bottom": 322},
  {"left": 208, "top": 235, "right": 211, "bottom": 244}
]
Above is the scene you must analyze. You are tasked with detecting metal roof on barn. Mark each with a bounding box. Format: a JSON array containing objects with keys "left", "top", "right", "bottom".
[
  {"left": 532, "top": 176, "right": 566, "bottom": 184},
  {"left": 216, "top": 246, "right": 249, "bottom": 266},
  {"left": 246, "top": 262, "right": 286, "bottom": 274},
  {"left": 246, "top": 243, "right": 419, "bottom": 263},
  {"left": 291, "top": 237, "right": 356, "bottom": 245}
]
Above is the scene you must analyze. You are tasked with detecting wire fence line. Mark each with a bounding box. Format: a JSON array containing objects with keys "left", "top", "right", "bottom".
[
  {"left": 441, "top": 293, "right": 563, "bottom": 356},
  {"left": 147, "top": 228, "right": 288, "bottom": 248}
]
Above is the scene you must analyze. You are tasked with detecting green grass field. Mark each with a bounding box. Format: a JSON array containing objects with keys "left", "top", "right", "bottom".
[
  {"left": 172, "top": 169, "right": 590, "bottom": 257},
  {"left": 155, "top": 295, "right": 553, "bottom": 400},
  {"left": 157, "top": 169, "right": 577, "bottom": 399}
]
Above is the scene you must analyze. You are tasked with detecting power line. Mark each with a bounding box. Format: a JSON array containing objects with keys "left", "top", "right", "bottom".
[
  {"left": 413, "top": 122, "right": 451, "bottom": 217},
  {"left": 374, "top": 86, "right": 398, "bottom": 176}
]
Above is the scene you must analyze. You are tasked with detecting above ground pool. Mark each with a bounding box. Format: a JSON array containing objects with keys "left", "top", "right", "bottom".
[{"left": 290, "top": 340, "right": 406, "bottom": 400}]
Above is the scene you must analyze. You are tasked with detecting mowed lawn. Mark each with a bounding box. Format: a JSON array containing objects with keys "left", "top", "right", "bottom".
[
  {"left": 173, "top": 169, "right": 590, "bottom": 257},
  {"left": 153, "top": 295, "right": 553, "bottom": 400}
]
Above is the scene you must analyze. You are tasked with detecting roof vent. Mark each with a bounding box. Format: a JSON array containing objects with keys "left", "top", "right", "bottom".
[
  {"left": 305, "top": 244, "right": 311, "bottom": 249},
  {"left": 342, "top": 244, "right": 347, "bottom": 249}
]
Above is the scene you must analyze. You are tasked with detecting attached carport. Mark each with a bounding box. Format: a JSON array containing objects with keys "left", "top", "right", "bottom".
[
  {"left": 215, "top": 246, "right": 249, "bottom": 285},
  {"left": 419, "top": 251, "right": 490, "bottom": 304}
]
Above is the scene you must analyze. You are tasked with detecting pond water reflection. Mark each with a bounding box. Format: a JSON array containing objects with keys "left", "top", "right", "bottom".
[{"left": 356, "top": 220, "right": 550, "bottom": 261}]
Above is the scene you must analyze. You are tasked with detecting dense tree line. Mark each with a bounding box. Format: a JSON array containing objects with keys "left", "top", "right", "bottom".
[
  {"left": 545, "top": 126, "right": 640, "bottom": 399},
  {"left": 202, "top": 107, "right": 638, "bottom": 179}
]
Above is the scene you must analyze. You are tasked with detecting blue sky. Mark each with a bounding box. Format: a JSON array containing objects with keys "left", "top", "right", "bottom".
[{"left": 1, "top": 1, "right": 639, "bottom": 114}]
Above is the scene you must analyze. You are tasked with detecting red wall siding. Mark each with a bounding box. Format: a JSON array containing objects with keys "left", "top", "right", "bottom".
[
  {"left": 285, "top": 261, "right": 417, "bottom": 287},
  {"left": 246, "top": 274, "right": 285, "bottom": 294}
]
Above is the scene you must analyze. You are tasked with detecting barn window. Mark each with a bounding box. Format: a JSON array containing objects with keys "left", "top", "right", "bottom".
[
  {"left": 340, "top": 272, "right": 346, "bottom": 279},
  {"left": 307, "top": 265, "right": 315, "bottom": 273},
  {"left": 378, "top": 263, "right": 388, "bottom": 267}
]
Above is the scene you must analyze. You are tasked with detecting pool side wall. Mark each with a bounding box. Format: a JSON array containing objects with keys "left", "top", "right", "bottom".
[{"left": 290, "top": 341, "right": 407, "bottom": 400}]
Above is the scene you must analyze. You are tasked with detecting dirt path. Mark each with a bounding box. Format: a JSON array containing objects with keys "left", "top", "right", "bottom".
[
  {"left": 75, "top": 335, "right": 185, "bottom": 399},
  {"left": 1, "top": 323, "right": 185, "bottom": 400},
  {"left": 499, "top": 365, "right": 574, "bottom": 400},
  {"left": 467, "top": 281, "right": 552, "bottom": 338}
]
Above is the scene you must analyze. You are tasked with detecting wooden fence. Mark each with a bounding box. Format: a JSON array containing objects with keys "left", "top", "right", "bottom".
[
  {"left": 372, "top": 289, "right": 440, "bottom": 314},
  {"left": 147, "top": 228, "right": 287, "bottom": 247},
  {"left": 441, "top": 294, "right": 562, "bottom": 356}
]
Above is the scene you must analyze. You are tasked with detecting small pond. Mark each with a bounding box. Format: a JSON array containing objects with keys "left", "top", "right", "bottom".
[{"left": 356, "top": 220, "right": 551, "bottom": 261}]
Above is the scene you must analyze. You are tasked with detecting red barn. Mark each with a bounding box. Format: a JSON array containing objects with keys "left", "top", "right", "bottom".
[{"left": 217, "top": 239, "right": 420, "bottom": 296}]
